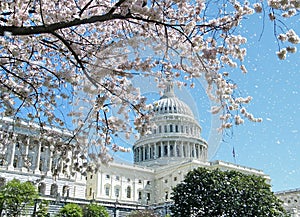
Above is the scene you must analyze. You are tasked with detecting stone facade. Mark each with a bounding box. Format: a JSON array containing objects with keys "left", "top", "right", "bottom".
[
  {"left": 0, "top": 117, "right": 86, "bottom": 200},
  {"left": 276, "top": 189, "right": 300, "bottom": 217}
]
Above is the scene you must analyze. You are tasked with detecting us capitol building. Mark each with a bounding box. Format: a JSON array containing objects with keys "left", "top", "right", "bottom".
[
  {"left": 1, "top": 83, "right": 294, "bottom": 216},
  {"left": 85, "top": 83, "right": 271, "bottom": 216}
]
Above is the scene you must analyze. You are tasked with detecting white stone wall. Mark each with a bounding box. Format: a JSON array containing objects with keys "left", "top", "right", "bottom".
[
  {"left": 276, "top": 189, "right": 300, "bottom": 217},
  {"left": 87, "top": 162, "right": 155, "bottom": 205},
  {"left": 0, "top": 118, "right": 86, "bottom": 199}
]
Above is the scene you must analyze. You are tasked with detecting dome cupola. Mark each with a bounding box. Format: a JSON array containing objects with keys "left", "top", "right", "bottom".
[{"left": 133, "top": 81, "right": 208, "bottom": 167}]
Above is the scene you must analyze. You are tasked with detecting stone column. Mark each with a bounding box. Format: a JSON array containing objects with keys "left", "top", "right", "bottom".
[
  {"left": 8, "top": 136, "right": 16, "bottom": 169},
  {"left": 147, "top": 144, "right": 150, "bottom": 160},
  {"left": 23, "top": 138, "right": 29, "bottom": 169},
  {"left": 154, "top": 143, "right": 157, "bottom": 159},
  {"left": 142, "top": 146, "right": 146, "bottom": 161},
  {"left": 193, "top": 143, "right": 196, "bottom": 158},
  {"left": 181, "top": 142, "right": 184, "bottom": 157},
  {"left": 160, "top": 142, "right": 163, "bottom": 157},
  {"left": 34, "top": 141, "right": 42, "bottom": 173},
  {"left": 167, "top": 141, "right": 170, "bottom": 157},
  {"left": 174, "top": 141, "right": 177, "bottom": 157},
  {"left": 47, "top": 145, "right": 54, "bottom": 175},
  {"left": 139, "top": 147, "right": 142, "bottom": 162}
]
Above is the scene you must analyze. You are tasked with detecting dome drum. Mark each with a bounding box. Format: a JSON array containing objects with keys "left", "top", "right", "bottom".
[{"left": 133, "top": 140, "right": 208, "bottom": 165}]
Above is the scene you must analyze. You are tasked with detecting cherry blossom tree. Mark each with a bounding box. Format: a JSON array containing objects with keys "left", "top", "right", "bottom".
[{"left": 0, "top": 0, "right": 299, "bottom": 174}]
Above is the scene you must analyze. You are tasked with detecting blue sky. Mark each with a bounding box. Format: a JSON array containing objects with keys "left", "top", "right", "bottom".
[
  {"left": 113, "top": 12, "right": 300, "bottom": 192},
  {"left": 211, "top": 13, "right": 300, "bottom": 192}
]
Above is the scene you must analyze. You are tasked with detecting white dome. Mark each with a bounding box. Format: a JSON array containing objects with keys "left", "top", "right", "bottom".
[
  {"left": 153, "top": 82, "right": 194, "bottom": 117},
  {"left": 153, "top": 96, "right": 194, "bottom": 117}
]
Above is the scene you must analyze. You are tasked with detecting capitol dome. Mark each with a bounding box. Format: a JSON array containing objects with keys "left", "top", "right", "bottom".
[
  {"left": 133, "top": 81, "right": 208, "bottom": 167},
  {"left": 153, "top": 86, "right": 194, "bottom": 117}
]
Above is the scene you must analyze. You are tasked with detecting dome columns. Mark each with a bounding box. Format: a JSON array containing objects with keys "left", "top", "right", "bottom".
[{"left": 134, "top": 140, "right": 207, "bottom": 164}]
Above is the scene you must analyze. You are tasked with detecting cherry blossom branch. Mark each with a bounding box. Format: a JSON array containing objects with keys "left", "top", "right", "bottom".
[{"left": 51, "top": 31, "right": 99, "bottom": 88}]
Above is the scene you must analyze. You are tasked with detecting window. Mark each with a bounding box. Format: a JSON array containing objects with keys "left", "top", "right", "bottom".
[
  {"left": 164, "top": 145, "right": 168, "bottom": 156},
  {"left": 138, "top": 191, "right": 142, "bottom": 200},
  {"left": 164, "top": 179, "right": 168, "bottom": 184},
  {"left": 39, "top": 160, "right": 43, "bottom": 171},
  {"left": 106, "top": 174, "right": 110, "bottom": 179},
  {"left": 147, "top": 193, "right": 151, "bottom": 201},
  {"left": 170, "top": 125, "right": 173, "bottom": 132},
  {"left": 138, "top": 179, "right": 142, "bottom": 184},
  {"left": 145, "top": 148, "right": 148, "bottom": 160},
  {"left": 165, "top": 191, "right": 169, "bottom": 200},
  {"left": 89, "top": 188, "right": 92, "bottom": 196},
  {"left": 159, "top": 126, "right": 162, "bottom": 133},
  {"left": 105, "top": 186, "right": 110, "bottom": 196},
  {"left": 158, "top": 146, "right": 161, "bottom": 157},
  {"left": 50, "top": 184, "right": 58, "bottom": 196},
  {"left": 115, "top": 188, "right": 120, "bottom": 198},
  {"left": 126, "top": 186, "right": 131, "bottom": 198},
  {"left": 38, "top": 182, "right": 46, "bottom": 196},
  {"left": 63, "top": 185, "right": 70, "bottom": 197},
  {"left": 116, "top": 176, "right": 120, "bottom": 181},
  {"left": 147, "top": 181, "right": 151, "bottom": 185},
  {"left": 13, "top": 155, "right": 18, "bottom": 168},
  {"left": 164, "top": 125, "right": 167, "bottom": 133},
  {"left": 90, "top": 175, "right": 93, "bottom": 179},
  {"left": 174, "top": 177, "right": 177, "bottom": 181},
  {"left": 127, "top": 178, "right": 131, "bottom": 182},
  {"left": 175, "top": 125, "right": 179, "bottom": 132},
  {"left": 170, "top": 145, "right": 174, "bottom": 156}
]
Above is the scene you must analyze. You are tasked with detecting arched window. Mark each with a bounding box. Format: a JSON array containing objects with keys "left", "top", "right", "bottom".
[
  {"left": 38, "top": 182, "right": 46, "bottom": 195},
  {"left": 62, "top": 185, "right": 69, "bottom": 197},
  {"left": 126, "top": 186, "right": 131, "bottom": 198},
  {"left": 50, "top": 183, "right": 58, "bottom": 196}
]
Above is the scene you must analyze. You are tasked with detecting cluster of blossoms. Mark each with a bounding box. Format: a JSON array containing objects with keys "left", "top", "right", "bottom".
[
  {"left": 277, "top": 29, "right": 300, "bottom": 59},
  {"left": 268, "top": 0, "right": 300, "bottom": 10},
  {"left": 0, "top": 0, "right": 299, "bottom": 173}
]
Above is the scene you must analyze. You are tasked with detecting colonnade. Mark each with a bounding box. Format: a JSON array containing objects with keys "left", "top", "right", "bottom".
[
  {"left": 134, "top": 140, "right": 207, "bottom": 163},
  {"left": 0, "top": 132, "right": 68, "bottom": 175}
]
